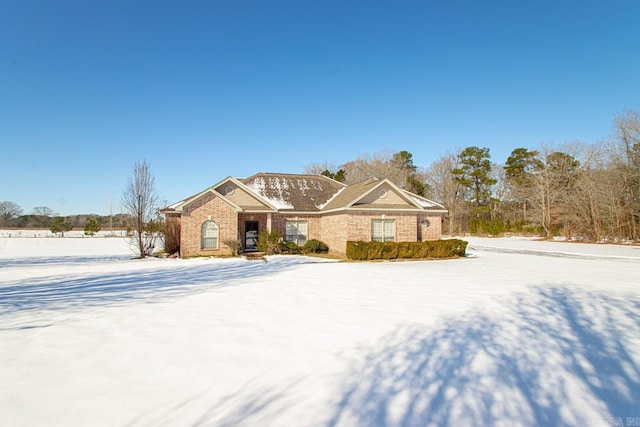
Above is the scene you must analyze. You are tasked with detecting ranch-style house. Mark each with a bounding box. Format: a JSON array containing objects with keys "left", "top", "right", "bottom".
[{"left": 163, "top": 172, "right": 448, "bottom": 257}]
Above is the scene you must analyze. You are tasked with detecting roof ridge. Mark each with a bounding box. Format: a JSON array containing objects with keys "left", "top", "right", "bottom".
[{"left": 248, "top": 172, "right": 317, "bottom": 177}]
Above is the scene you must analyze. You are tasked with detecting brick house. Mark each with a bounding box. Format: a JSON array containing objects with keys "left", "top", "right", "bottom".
[{"left": 163, "top": 172, "right": 447, "bottom": 257}]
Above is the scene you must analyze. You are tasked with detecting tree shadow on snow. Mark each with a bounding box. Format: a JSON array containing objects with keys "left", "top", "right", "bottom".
[
  {"left": 143, "top": 287, "right": 640, "bottom": 427},
  {"left": 0, "top": 257, "right": 314, "bottom": 321},
  {"left": 0, "top": 254, "right": 132, "bottom": 268},
  {"left": 328, "top": 287, "right": 640, "bottom": 427}
]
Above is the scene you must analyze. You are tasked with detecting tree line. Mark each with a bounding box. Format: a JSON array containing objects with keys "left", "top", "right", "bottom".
[
  {"left": 1, "top": 159, "right": 165, "bottom": 257},
  {"left": 0, "top": 203, "right": 131, "bottom": 231},
  {"left": 307, "top": 109, "right": 640, "bottom": 242}
]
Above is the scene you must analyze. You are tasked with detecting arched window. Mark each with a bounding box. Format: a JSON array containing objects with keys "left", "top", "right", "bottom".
[{"left": 201, "top": 221, "right": 219, "bottom": 249}]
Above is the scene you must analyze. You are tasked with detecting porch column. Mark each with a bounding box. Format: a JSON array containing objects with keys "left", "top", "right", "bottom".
[{"left": 267, "top": 213, "right": 272, "bottom": 232}]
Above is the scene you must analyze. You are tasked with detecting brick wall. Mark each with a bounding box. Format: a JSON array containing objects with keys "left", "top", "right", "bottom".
[
  {"left": 418, "top": 213, "right": 443, "bottom": 241},
  {"left": 180, "top": 192, "right": 238, "bottom": 257},
  {"left": 346, "top": 212, "right": 418, "bottom": 242},
  {"left": 271, "top": 214, "right": 321, "bottom": 243},
  {"left": 320, "top": 211, "right": 434, "bottom": 256},
  {"left": 320, "top": 213, "right": 349, "bottom": 256}
]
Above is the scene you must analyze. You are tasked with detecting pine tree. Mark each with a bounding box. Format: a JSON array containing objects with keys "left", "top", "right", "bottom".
[
  {"left": 504, "top": 148, "right": 542, "bottom": 228},
  {"left": 50, "top": 217, "right": 72, "bottom": 237},
  {"left": 84, "top": 217, "right": 100, "bottom": 236},
  {"left": 321, "top": 169, "right": 346, "bottom": 182},
  {"left": 504, "top": 148, "right": 541, "bottom": 185},
  {"left": 452, "top": 146, "right": 497, "bottom": 217}
]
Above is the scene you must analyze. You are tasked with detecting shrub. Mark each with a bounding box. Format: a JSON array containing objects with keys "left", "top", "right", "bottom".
[
  {"left": 346, "top": 239, "right": 468, "bottom": 261},
  {"left": 303, "top": 239, "right": 328, "bottom": 253},
  {"left": 223, "top": 239, "right": 241, "bottom": 256},
  {"left": 257, "top": 230, "right": 283, "bottom": 255},
  {"left": 469, "top": 218, "right": 506, "bottom": 236},
  {"left": 284, "top": 241, "right": 302, "bottom": 254}
]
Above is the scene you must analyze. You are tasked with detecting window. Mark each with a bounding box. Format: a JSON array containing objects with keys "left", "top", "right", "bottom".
[
  {"left": 371, "top": 219, "right": 395, "bottom": 242},
  {"left": 286, "top": 220, "right": 308, "bottom": 245},
  {"left": 201, "top": 221, "right": 219, "bottom": 249}
]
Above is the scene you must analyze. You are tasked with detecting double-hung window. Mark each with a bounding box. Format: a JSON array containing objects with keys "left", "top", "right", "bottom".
[
  {"left": 201, "top": 221, "right": 219, "bottom": 249},
  {"left": 371, "top": 219, "right": 395, "bottom": 242},
  {"left": 286, "top": 220, "right": 308, "bottom": 245}
]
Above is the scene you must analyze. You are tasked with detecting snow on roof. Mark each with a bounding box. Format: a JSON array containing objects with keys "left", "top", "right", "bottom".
[
  {"left": 166, "top": 200, "right": 183, "bottom": 210},
  {"left": 403, "top": 191, "right": 445, "bottom": 209},
  {"left": 241, "top": 173, "right": 345, "bottom": 211},
  {"left": 243, "top": 176, "right": 295, "bottom": 210}
]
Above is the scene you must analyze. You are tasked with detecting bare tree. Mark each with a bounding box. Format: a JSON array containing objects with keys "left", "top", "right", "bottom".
[
  {"left": 526, "top": 143, "right": 582, "bottom": 238},
  {"left": 610, "top": 110, "right": 640, "bottom": 239},
  {"left": 121, "top": 159, "right": 161, "bottom": 257},
  {"left": 568, "top": 144, "right": 607, "bottom": 241},
  {"left": 503, "top": 148, "right": 542, "bottom": 230},
  {"left": 341, "top": 150, "right": 406, "bottom": 185},
  {"left": 32, "top": 206, "right": 56, "bottom": 228},
  {"left": 0, "top": 201, "right": 23, "bottom": 226},
  {"left": 423, "top": 151, "right": 465, "bottom": 235},
  {"left": 303, "top": 161, "right": 341, "bottom": 176}
]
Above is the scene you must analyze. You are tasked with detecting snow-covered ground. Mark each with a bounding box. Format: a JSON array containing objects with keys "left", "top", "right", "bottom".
[{"left": 1, "top": 236, "right": 639, "bottom": 427}]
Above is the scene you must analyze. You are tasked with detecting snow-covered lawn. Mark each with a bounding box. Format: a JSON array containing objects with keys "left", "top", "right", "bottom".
[{"left": 1, "top": 236, "right": 639, "bottom": 426}]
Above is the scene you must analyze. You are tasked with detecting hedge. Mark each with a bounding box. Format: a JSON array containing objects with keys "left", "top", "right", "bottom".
[{"left": 346, "top": 239, "right": 468, "bottom": 261}]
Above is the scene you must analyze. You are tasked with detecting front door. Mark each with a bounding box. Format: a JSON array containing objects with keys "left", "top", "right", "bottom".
[{"left": 245, "top": 221, "right": 259, "bottom": 251}]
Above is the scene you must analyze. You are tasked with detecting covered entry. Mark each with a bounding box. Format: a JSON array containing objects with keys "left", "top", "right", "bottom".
[{"left": 244, "top": 221, "right": 259, "bottom": 251}]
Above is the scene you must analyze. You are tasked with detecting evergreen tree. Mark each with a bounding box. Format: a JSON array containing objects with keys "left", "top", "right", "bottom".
[
  {"left": 50, "top": 217, "right": 72, "bottom": 237},
  {"left": 392, "top": 150, "right": 427, "bottom": 196},
  {"left": 84, "top": 217, "right": 100, "bottom": 236},
  {"left": 504, "top": 148, "right": 542, "bottom": 185},
  {"left": 452, "top": 146, "right": 497, "bottom": 217},
  {"left": 391, "top": 150, "right": 417, "bottom": 172},
  {"left": 504, "top": 148, "right": 542, "bottom": 228},
  {"left": 406, "top": 175, "right": 427, "bottom": 197},
  {"left": 321, "top": 169, "right": 346, "bottom": 182}
]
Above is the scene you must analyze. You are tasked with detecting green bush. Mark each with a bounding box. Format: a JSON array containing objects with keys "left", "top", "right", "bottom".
[
  {"left": 303, "top": 239, "right": 328, "bottom": 253},
  {"left": 257, "top": 230, "right": 283, "bottom": 255},
  {"left": 346, "top": 239, "right": 468, "bottom": 261},
  {"left": 469, "top": 218, "right": 505, "bottom": 236},
  {"left": 284, "top": 241, "right": 302, "bottom": 254}
]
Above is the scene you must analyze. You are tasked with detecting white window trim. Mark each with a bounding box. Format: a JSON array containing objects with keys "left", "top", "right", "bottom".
[
  {"left": 201, "top": 220, "right": 219, "bottom": 249},
  {"left": 371, "top": 219, "right": 395, "bottom": 242},
  {"left": 285, "top": 220, "right": 308, "bottom": 246}
]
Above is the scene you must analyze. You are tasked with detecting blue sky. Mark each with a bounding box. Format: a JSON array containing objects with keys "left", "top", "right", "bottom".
[{"left": 2, "top": 0, "right": 639, "bottom": 216}]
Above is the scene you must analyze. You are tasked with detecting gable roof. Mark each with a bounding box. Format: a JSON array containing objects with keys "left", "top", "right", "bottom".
[
  {"left": 161, "top": 185, "right": 240, "bottom": 214},
  {"left": 213, "top": 177, "right": 278, "bottom": 211},
  {"left": 320, "top": 177, "right": 379, "bottom": 211},
  {"left": 320, "top": 177, "right": 446, "bottom": 212}
]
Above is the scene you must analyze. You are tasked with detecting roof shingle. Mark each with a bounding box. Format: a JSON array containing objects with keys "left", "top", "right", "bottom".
[{"left": 241, "top": 173, "right": 346, "bottom": 212}]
